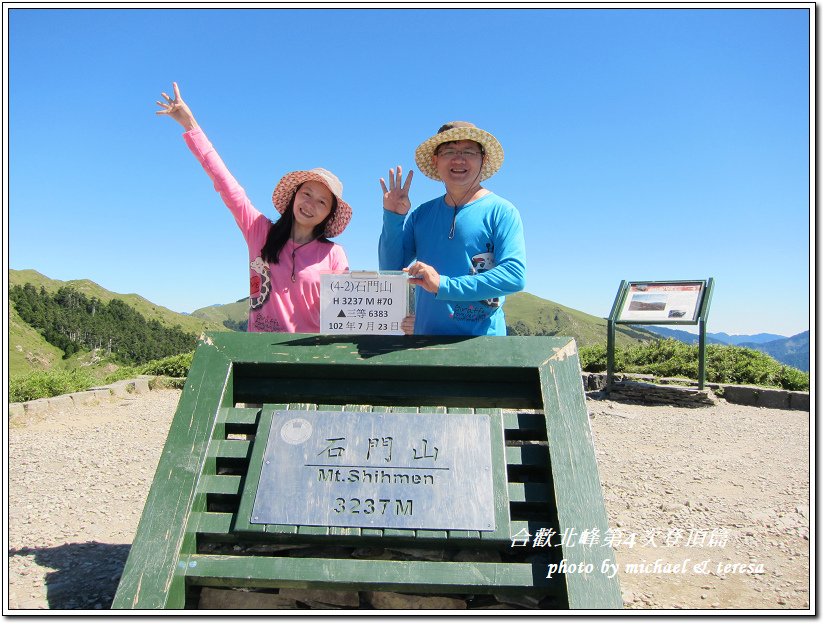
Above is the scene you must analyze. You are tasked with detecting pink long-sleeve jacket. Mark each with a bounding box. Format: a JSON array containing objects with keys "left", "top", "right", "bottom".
[{"left": 184, "top": 128, "right": 349, "bottom": 333}]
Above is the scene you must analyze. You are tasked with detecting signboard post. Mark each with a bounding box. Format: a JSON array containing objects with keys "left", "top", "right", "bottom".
[{"left": 607, "top": 279, "right": 715, "bottom": 390}]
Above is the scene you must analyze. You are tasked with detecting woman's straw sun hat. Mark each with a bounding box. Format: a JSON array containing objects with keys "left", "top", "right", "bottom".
[
  {"left": 414, "top": 121, "right": 504, "bottom": 182},
  {"left": 271, "top": 168, "right": 352, "bottom": 238}
]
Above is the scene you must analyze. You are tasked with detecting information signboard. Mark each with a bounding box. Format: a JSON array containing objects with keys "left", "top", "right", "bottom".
[
  {"left": 607, "top": 278, "right": 714, "bottom": 390},
  {"left": 250, "top": 409, "right": 496, "bottom": 531},
  {"left": 617, "top": 281, "right": 705, "bottom": 323},
  {"left": 320, "top": 271, "right": 414, "bottom": 335}
]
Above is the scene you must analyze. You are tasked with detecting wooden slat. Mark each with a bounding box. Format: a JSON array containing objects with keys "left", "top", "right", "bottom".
[
  {"left": 540, "top": 356, "right": 623, "bottom": 608},
  {"left": 507, "top": 482, "right": 551, "bottom": 504},
  {"left": 112, "top": 342, "right": 232, "bottom": 608},
  {"left": 184, "top": 554, "right": 556, "bottom": 593},
  {"left": 198, "top": 475, "right": 242, "bottom": 496},
  {"left": 217, "top": 407, "right": 260, "bottom": 426},
  {"left": 194, "top": 512, "right": 234, "bottom": 535},
  {"left": 505, "top": 445, "right": 548, "bottom": 466},
  {"left": 502, "top": 411, "right": 544, "bottom": 432},
  {"left": 209, "top": 440, "right": 250, "bottom": 460}
]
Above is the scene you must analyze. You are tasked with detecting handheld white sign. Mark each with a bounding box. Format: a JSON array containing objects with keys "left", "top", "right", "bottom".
[{"left": 320, "top": 271, "right": 414, "bottom": 335}]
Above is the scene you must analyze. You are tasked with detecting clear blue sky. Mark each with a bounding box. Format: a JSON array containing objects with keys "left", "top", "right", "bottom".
[{"left": 7, "top": 5, "right": 812, "bottom": 337}]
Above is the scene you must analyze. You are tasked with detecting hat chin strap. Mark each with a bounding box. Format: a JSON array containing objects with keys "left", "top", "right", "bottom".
[
  {"left": 444, "top": 161, "right": 484, "bottom": 207},
  {"left": 444, "top": 164, "right": 484, "bottom": 240}
]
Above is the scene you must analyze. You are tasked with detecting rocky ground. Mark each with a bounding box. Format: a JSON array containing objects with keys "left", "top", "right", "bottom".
[{"left": 6, "top": 388, "right": 811, "bottom": 612}]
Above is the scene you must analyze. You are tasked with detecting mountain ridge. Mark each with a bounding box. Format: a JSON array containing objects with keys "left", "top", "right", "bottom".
[{"left": 645, "top": 325, "right": 809, "bottom": 371}]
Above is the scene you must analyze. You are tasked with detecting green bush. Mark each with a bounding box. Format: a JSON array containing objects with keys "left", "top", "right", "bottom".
[
  {"left": 12, "top": 351, "right": 195, "bottom": 402},
  {"left": 10, "top": 368, "right": 97, "bottom": 403},
  {"left": 138, "top": 352, "right": 193, "bottom": 377},
  {"left": 579, "top": 339, "right": 809, "bottom": 391}
]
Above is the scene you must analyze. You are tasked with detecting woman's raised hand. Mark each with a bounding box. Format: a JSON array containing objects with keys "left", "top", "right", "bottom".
[
  {"left": 156, "top": 82, "right": 198, "bottom": 131},
  {"left": 380, "top": 166, "right": 413, "bottom": 215}
]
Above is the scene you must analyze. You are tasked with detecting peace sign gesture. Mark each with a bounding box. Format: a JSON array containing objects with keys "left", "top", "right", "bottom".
[
  {"left": 156, "top": 81, "right": 198, "bottom": 131},
  {"left": 380, "top": 166, "right": 414, "bottom": 215}
]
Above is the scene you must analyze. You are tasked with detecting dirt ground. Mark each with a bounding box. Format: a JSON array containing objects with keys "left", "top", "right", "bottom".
[{"left": 5, "top": 388, "right": 811, "bottom": 612}]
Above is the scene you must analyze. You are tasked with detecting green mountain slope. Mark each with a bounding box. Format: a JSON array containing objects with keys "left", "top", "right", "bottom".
[
  {"left": 9, "top": 304, "right": 65, "bottom": 374},
  {"left": 10, "top": 269, "right": 228, "bottom": 336},
  {"left": 9, "top": 269, "right": 230, "bottom": 376},
  {"left": 504, "top": 291, "right": 658, "bottom": 347},
  {"left": 191, "top": 298, "right": 248, "bottom": 330},
  {"left": 192, "top": 289, "right": 657, "bottom": 348}
]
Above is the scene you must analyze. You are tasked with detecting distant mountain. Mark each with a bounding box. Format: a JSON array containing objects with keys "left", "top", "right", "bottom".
[
  {"left": 644, "top": 324, "right": 809, "bottom": 372},
  {"left": 641, "top": 326, "right": 726, "bottom": 345},
  {"left": 709, "top": 332, "right": 788, "bottom": 346},
  {"left": 740, "top": 331, "right": 810, "bottom": 372}
]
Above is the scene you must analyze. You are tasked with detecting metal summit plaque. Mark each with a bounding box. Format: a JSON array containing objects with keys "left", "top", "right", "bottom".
[{"left": 250, "top": 410, "right": 496, "bottom": 531}]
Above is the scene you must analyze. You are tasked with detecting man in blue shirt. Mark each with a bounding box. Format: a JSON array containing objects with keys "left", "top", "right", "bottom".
[{"left": 379, "top": 121, "right": 527, "bottom": 335}]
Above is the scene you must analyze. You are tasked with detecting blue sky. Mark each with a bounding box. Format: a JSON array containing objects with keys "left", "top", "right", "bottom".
[{"left": 7, "top": 5, "right": 812, "bottom": 336}]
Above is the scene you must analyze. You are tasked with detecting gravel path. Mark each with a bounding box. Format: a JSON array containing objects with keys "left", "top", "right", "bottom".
[{"left": 6, "top": 389, "right": 810, "bottom": 611}]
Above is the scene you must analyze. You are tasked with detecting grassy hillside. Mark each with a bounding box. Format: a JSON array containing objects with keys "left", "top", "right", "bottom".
[
  {"left": 9, "top": 304, "right": 65, "bottom": 373},
  {"left": 190, "top": 289, "right": 658, "bottom": 348},
  {"left": 190, "top": 298, "right": 248, "bottom": 329},
  {"left": 504, "top": 291, "right": 657, "bottom": 347},
  {"left": 10, "top": 269, "right": 228, "bottom": 337},
  {"left": 9, "top": 269, "right": 230, "bottom": 377}
]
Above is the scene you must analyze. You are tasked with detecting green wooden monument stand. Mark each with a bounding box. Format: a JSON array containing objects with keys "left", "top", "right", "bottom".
[{"left": 113, "top": 332, "right": 622, "bottom": 610}]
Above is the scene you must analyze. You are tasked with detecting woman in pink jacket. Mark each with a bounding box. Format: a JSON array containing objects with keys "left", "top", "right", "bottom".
[{"left": 156, "top": 82, "right": 351, "bottom": 333}]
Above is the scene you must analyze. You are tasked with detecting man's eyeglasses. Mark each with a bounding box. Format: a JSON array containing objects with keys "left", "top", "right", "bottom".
[{"left": 436, "top": 148, "right": 483, "bottom": 159}]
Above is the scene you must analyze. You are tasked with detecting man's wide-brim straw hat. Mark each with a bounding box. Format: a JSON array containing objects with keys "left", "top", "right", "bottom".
[
  {"left": 271, "top": 168, "right": 352, "bottom": 238},
  {"left": 414, "top": 121, "right": 504, "bottom": 182}
]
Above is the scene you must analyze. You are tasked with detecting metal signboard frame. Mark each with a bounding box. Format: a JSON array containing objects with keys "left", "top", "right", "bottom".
[{"left": 606, "top": 278, "right": 715, "bottom": 390}]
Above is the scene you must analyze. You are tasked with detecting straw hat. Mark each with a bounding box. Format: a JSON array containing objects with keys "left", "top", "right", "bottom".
[
  {"left": 271, "top": 168, "right": 352, "bottom": 238},
  {"left": 414, "top": 121, "right": 504, "bottom": 182}
]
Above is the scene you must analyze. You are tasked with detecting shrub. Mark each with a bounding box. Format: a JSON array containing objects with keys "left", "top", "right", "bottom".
[
  {"left": 579, "top": 339, "right": 809, "bottom": 391},
  {"left": 10, "top": 369, "right": 97, "bottom": 403},
  {"left": 138, "top": 351, "right": 193, "bottom": 378}
]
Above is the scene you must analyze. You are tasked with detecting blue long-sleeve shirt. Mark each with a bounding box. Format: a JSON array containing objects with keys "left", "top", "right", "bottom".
[{"left": 379, "top": 192, "right": 526, "bottom": 335}]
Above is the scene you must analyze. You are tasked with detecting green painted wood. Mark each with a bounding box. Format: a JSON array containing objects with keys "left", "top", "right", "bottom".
[
  {"left": 539, "top": 343, "right": 623, "bottom": 609},
  {"left": 508, "top": 482, "right": 551, "bottom": 503},
  {"left": 183, "top": 554, "right": 557, "bottom": 594},
  {"left": 115, "top": 333, "right": 620, "bottom": 610},
  {"left": 198, "top": 475, "right": 242, "bottom": 496},
  {"left": 112, "top": 340, "right": 232, "bottom": 609},
  {"left": 505, "top": 445, "right": 548, "bottom": 466},
  {"left": 209, "top": 439, "right": 250, "bottom": 460},
  {"left": 196, "top": 512, "right": 234, "bottom": 535},
  {"left": 213, "top": 333, "right": 574, "bottom": 369},
  {"left": 218, "top": 407, "right": 259, "bottom": 426},
  {"left": 502, "top": 411, "right": 545, "bottom": 433}
]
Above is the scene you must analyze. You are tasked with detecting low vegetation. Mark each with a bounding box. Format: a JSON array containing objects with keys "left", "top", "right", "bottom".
[
  {"left": 10, "top": 352, "right": 195, "bottom": 403},
  {"left": 579, "top": 338, "right": 809, "bottom": 391},
  {"left": 11, "top": 338, "right": 808, "bottom": 404}
]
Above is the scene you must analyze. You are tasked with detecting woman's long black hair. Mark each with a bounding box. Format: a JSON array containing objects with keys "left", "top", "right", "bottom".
[{"left": 260, "top": 183, "right": 338, "bottom": 264}]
